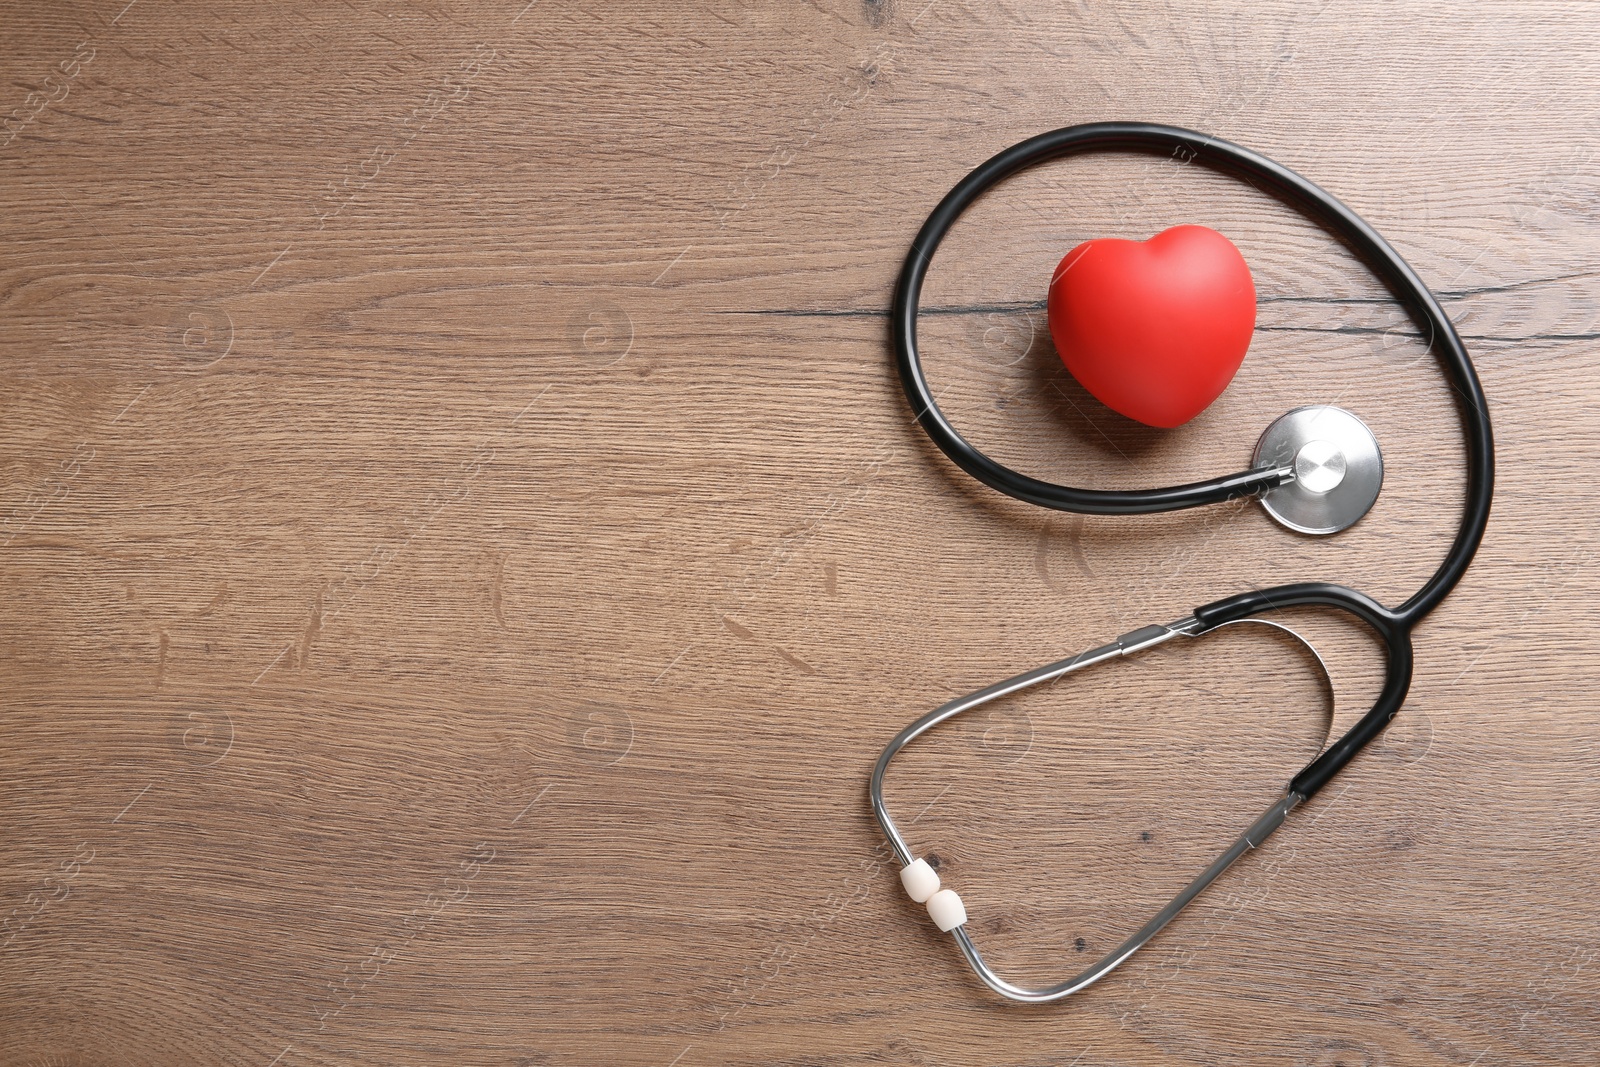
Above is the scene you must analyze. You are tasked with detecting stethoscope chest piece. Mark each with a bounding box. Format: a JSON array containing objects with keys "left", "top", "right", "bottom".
[{"left": 1252, "top": 405, "right": 1384, "bottom": 536}]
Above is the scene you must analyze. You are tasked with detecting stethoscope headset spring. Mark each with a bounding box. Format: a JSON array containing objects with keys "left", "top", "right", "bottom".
[{"left": 870, "top": 122, "right": 1494, "bottom": 1003}]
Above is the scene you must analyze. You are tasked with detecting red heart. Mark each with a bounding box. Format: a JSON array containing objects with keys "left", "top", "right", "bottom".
[{"left": 1047, "top": 224, "right": 1256, "bottom": 428}]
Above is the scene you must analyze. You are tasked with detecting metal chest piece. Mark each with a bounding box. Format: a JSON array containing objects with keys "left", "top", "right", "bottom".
[{"left": 1253, "top": 406, "right": 1384, "bottom": 535}]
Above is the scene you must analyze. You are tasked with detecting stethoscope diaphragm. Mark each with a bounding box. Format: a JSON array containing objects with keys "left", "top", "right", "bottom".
[{"left": 1252, "top": 405, "right": 1384, "bottom": 536}]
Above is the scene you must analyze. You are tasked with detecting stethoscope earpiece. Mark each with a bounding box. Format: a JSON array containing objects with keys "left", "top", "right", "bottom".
[{"left": 1253, "top": 405, "right": 1385, "bottom": 536}]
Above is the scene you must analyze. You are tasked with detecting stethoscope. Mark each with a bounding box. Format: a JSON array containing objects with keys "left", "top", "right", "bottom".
[{"left": 869, "top": 122, "right": 1494, "bottom": 1003}]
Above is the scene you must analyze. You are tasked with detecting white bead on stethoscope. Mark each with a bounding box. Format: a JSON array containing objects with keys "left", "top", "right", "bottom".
[
  {"left": 898, "top": 857, "right": 941, "bottom": 902},
  {"left": 925, "top": 888, "right": 968, "bottom": 932}
]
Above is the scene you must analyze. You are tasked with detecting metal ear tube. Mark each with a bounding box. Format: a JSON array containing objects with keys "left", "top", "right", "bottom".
[{"left": 870, "top": 618, "right": 1305, "bottom": 1002}]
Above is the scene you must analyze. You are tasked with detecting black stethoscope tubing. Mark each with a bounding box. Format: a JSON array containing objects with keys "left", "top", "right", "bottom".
[{"left": 892, "top": 122, "right": 1493, "bottom": 800}]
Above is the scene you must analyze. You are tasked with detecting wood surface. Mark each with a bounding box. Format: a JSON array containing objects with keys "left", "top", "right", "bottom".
[{"left": 3, "top": 1, "right": 1598, "bottom": 1064}]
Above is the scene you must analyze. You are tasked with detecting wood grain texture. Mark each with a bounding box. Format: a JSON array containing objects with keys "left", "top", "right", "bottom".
[{"left": 3, "top": 1, "right": 1598, "bottom": 1064}]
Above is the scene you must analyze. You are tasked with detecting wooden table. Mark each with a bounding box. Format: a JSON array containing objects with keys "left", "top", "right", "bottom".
[{"left": 3, "top": 2, "right": 1597, "bottom": 1064}]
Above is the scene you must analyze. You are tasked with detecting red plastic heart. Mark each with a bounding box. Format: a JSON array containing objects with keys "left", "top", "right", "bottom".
[{"left": 1047, "top": 224, "right": 1256, "bottom": 428}]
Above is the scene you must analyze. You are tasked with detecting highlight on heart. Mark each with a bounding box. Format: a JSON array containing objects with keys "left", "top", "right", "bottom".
[{"left": 1046, "top": 224, "right": 1256, "bottom": 428}]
